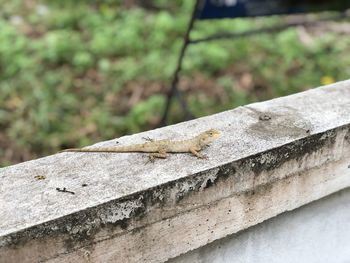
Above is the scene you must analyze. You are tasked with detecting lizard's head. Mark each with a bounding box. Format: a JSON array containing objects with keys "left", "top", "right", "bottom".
[{"left": 199, "top": 129, "right": 221, "bottom": 146}]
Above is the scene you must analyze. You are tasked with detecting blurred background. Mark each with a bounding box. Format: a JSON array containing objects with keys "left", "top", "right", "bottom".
[{"left": 0, "top": 0, "right": 349, "bottom": 166}]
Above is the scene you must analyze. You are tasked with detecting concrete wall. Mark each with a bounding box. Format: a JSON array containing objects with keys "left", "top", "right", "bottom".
[
  {"left": 170, "top": 187, "right": 350, "bottom": 263},
  {"left": 1, "top": 80, "right": 350, "bottom": 262}
]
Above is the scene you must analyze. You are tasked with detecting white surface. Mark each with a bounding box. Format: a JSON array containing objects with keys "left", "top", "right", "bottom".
[{"left": 170, "top": 187, "right": 350, "bottom": 263}]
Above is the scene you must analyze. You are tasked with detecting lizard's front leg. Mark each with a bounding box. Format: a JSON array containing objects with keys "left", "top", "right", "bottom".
[{"left": 189, "top": 147, "right": 208, "bottom": 159}]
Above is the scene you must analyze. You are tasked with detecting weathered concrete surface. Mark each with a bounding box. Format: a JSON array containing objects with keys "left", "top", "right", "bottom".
[
  {"left": 0, "top": 80, "right": 350, "bottom": 262},
  {"left": 169, "top": 187, "right": 350, "bottom": 263}
]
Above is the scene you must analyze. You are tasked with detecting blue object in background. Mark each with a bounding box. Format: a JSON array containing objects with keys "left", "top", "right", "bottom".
[{"left": 197, "top": 0, "right": 350, "bottom": 19}]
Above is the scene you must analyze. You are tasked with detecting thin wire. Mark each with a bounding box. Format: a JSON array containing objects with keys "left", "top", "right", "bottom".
[{"left": 190, "top": 12, "right": 349, "bottom": 44}]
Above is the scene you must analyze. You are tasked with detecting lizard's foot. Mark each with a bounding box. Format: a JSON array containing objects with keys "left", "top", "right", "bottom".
[
  {"left": 190, "top": 148, "right": 209, "bottom": 160},
  {"left": 198, "top": 154, "right": 208, "bottom": 160},
  {"left": 146, "top": 155, "right": 156, "bottom": 164}
]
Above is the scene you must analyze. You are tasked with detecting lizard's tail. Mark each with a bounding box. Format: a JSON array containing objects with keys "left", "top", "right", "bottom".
[{"left": 60, "top": 145, "right": 150, "bottom": 153}]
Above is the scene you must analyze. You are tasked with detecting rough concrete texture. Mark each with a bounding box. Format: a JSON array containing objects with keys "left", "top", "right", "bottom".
[
  {"left": 170, "top": 187, "right": 350, "bottom": 263},
  {"left": 0, "top": 80, "right": 350, "bottom": 262}
]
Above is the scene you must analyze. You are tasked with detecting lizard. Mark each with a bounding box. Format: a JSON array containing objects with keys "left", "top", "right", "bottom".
[{"left": 61, "top": 129, "right": 221, "bottom": 160}]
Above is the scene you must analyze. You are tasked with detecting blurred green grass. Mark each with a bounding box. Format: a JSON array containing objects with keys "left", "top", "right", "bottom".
[{"left": 0, "top": 0, "right": 349, "bottom": 166}]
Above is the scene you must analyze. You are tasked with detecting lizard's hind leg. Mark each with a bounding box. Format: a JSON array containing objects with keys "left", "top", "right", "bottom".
[{"left": 147, "top": 150, "right": 168, "bottom": 163}]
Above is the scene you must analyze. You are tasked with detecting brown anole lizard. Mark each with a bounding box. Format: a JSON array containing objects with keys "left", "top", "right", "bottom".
[{"left": 61, "top": 129, "right": 221, "bottom": 160}]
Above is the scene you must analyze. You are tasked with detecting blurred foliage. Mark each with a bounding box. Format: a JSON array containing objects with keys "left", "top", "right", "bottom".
[{"left": 0, "top": 0, "right": 349, "bottom": 166}]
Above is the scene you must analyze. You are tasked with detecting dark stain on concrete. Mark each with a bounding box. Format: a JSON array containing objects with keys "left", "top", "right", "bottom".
[{"left": 238, "top": 129, "right": 338, "bottom": 175}]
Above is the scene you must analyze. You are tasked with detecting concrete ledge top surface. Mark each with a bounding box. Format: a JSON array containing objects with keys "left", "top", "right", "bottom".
[{"left": 1, "top": 80, "right": 350, "bottom": 243}]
